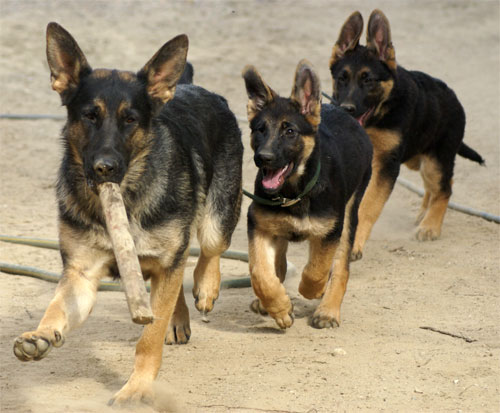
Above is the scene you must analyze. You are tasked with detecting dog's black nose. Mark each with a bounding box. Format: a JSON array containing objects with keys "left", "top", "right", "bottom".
[
  {"left": 255, "top": 149, "right": 275, "bottom": 166},
  {"left": 93, "top": 156, "right": 118, "bottom": 178},
  {"left": 340, "top": 103, "right": 356, "bottom": 114}
]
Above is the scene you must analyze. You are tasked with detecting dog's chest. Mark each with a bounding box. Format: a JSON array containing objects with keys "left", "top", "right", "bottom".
[{"left": 253, "top": 207, "right": 337, "bottom": 241}]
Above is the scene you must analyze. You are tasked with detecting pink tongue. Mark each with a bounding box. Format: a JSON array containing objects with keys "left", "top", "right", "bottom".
[{"left": 262, "top": 167, "right": 286, "bottom": 189}]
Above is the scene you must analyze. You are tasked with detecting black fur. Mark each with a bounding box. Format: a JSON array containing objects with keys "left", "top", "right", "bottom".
[
  {"left": 248, "top": 102, "right": 372, "bottom": 241},
  {"left": 329, "top": 10, "right": 484, "bottom": 250},
  {"left": 243, "top": 61, "right": 372, "bottom": 329}
]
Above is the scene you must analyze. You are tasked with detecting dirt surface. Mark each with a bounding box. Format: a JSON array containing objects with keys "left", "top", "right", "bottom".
[{"left": 1, "top": 1, "right": 499, "bottom": 412}]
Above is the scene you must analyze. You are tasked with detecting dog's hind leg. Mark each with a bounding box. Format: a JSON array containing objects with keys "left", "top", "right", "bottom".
[
  {"left": 13, "top": 242, "right": 110, "bottom": 362},
  {"left": 192, "top": 200, "right": 230, "bottom": 314},
  {"left": 193, "top": 160, "right": 242, "bottom": 315},
  {"left": 165, "top": 285, "right": 191, "bottom": 345},
  {"left": 415, "top": 155, "right": 452, "bottom": 241},
  {"left": 111, "top": 258, "right": 186, "bottom": 405},
  {"left": 192, "top": 244, "right": 223, "bottom": 315},
  {"left": 352, "top": 153, "right": 399, "bottom": 261}
]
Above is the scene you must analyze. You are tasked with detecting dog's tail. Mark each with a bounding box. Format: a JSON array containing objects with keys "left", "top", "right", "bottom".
[
  {"left": 458, "top": 143, "right": 485, "bottom": 165},
  {"left": 178, "top": 62, "right": 194, "bottom": 85}
]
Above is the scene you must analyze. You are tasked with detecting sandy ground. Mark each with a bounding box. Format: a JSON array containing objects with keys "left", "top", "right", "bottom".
[{"left": 0, "top": 1, "right": 499, "bottom": 412}]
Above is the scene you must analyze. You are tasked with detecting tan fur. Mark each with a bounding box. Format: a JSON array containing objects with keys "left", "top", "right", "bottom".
[
  {"left": 193, "top": 252, "right": 221, "bottom": 313},
  {"left": 415, "top": 155, "right": 451, "bottom": 240},
  {"left": 373, "top": 79, "right": 394, "bottom": 118},
  {"left": 365, "top": 127, "right": 401, "bottom": 153},
  {"left": 92, "top": 69, "right": 112, "bottom": 79},
  {"left": 404, "top": 154, "right": 422, "bottom": 171},
  {"left": 118, "top": 70, "right": 135, "bottom": 82},
  {"left": 93, "top": 98, "right": 107, "bottom": 117},
  {"left": 287, "top": 134, "right": 316, "bottom": 185},
  {"left": 352, "top": 134, "right": 399, "bottom": 259},
  {"left": 248, "top": 228, "right": 294, "bottom": 328},
  {"left": 312, "top": 195, "right": 355, "bottom": 327},
  {"left": 298, "top": 237, "right": 337, "bottom": 299},
  {"left": 252, "top": 205, "right": 338, "bottom": 240},
  {"left": 111, "top": 256, "right": 187, "bottom": 404}
]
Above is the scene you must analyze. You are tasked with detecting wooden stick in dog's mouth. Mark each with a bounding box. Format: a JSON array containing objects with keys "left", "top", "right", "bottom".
[{"left": 98, "top": 182, "right": 154, "bottom": 325}]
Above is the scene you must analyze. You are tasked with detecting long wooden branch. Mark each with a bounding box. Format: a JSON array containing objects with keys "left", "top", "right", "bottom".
[{"left": 98, "top": 182, "right": 153, "bottom": 325}]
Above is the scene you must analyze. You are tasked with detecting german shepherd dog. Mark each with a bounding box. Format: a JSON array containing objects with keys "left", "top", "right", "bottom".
[
  {"left": 13, "top": 23, "right": 243, "bottom": 404},
  {"left": 242, "top": 60, "right": 372, "bottom": 329},
  {"left": 329, "top": 10, "right": 484, "bottom": 260}
]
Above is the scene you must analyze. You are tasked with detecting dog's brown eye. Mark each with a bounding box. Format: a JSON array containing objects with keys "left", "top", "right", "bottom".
[
  {"left": 84, "top": 112, "right": 97, "bottom": 122},
  {"left": 286, "top": 128, "right": 295, "bottom": 136},
  {"left": 125, "top": 116, "right": 136, "bottom": 124}
]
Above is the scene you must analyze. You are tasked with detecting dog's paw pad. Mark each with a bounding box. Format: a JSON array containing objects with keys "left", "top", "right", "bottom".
[{"left": 13, "top": 331, "right": 58, "bottom": 361}]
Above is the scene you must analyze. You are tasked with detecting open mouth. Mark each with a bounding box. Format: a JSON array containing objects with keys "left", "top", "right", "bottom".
[
  {"left": 261, "top": 163, "right": 294, "bottom": 191},
  {"left": 357, "top": 107, "right": 374, "bottom": 127}
]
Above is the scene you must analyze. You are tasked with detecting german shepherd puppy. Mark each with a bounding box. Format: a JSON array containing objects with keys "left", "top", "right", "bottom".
[
  {"left": 242, "top": 60, "right": 372, "bottom": 329},
  {"left": 13, "top": 23, "right": 243, "bottom": 404},
  {"left": 329, "top": 10, "right": 484, "bottom": 260}
]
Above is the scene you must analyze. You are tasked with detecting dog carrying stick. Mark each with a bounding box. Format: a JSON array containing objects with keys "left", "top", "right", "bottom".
[{"left": 98, "top": 182, "right": 154, "bottom": 325}]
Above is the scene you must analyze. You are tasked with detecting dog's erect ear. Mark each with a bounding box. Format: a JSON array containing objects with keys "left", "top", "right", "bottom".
[
  {"left": 46, "top": 22, "right": 92, "bottom": 105},
  {"left": 330, "top": 11, "right": 363, "bottom": 67},
  {"left": 139, "top": 34, "right": 188, "bottom": 104},
  {"left": 291, "top": 59, "right": 321, "bottom": 127},
  {"left": 242, "top": 65, "right": 277, "bottom": 121},
  {"left": 367, "top": 9, "right": 397, "bottom": 71}
]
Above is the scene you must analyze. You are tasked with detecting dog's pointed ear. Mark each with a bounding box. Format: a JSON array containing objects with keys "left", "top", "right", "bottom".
[
  {"left": 139, "top": 34, "right": 188, "bottom": 104},
  {"left": 242, "top": 65, "right": 277, "bottom": 122},
  {"left": 291, "top": 59, "right": 321, "bottom": 127},
  {"left": 330, "top": 11, "right": 363, "bottom": 67},
  {"left": 46, "top": 22, "right": 92, "bottom": 105},
  {"left": 367, "top": 9, "right": 397, "bottom": 71}
]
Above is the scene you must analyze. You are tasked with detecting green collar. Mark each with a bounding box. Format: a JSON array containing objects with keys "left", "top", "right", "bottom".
[{"left": 243, "top": 161, "right": 321, "bottom": 208}]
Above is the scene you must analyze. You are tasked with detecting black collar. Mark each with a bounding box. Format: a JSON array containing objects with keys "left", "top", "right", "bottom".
[{"left": 243, "top": 161, "right": 321, "bottom": 208}]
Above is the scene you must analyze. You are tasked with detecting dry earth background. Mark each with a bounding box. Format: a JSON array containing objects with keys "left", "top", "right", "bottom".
[{"left": 0, "top": 1, "right": 499, "bottom": 412}]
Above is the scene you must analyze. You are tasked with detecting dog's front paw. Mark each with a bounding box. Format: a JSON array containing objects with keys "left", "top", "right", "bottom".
[
  {"left": 251, "top": 298, "right": 293, "bottom": 328},
  {"left": 193, "top": 284, "right": 219, "bottom": 314},
  {"left": 270, "top": 309, "right": 294, "bottom": 329},
  {"left": 311, "top": 307, "right": 340, "bottom": 329},
  {"left": 415, "top": 225, "right": 440, "bottom": 241},
  {"left": 350, "top": 249, "right": 363, "bottom": 262},
  {"left": 13, "top": 329, "right": 64, "bottom": 361},
  {"left": 109, "top": 377, "right": 154, "bottom": 406},
  {"left": 250, "top": 298, "right": 268, "bottom": 315}
]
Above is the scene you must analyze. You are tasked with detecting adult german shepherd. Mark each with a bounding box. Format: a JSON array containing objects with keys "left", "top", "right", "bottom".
[
  {"left": 329, "top": 10, "right": 484, "bottom": 260},
  {"left": 13, "top": 23, "right": 243, "bottom": 404},
  {"left": 242, "top": 60, "right": 372, "bottom": 329}
]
